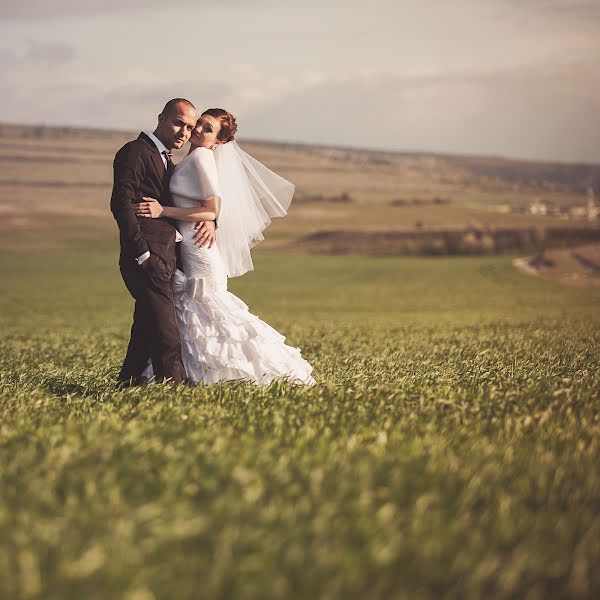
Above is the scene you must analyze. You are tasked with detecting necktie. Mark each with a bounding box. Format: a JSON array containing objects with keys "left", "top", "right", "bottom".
[{"left": 163, "top": 150, "right": 174, "bottom": 176}]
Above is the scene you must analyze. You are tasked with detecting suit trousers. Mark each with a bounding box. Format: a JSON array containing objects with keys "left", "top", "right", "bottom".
[{"left": 118, "top": 254, "right": 185, "bottom": 385}]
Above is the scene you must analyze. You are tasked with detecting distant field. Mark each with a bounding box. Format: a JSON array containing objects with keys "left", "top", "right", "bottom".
[{"left": 1, "top": 123, "right": 598, "bottom": 254}]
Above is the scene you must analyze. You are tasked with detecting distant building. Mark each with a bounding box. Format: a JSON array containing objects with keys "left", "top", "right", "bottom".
[
  {"left": 529, "top": 199, "right": 547, "bottom": 215},
  {"left": 586, "top": 187, "right": 599, "bottom": 221},
  {"left": 587, "top": 199, "right": 599, "bottom": 221}
]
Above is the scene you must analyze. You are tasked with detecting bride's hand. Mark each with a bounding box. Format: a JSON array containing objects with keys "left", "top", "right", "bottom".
[{"left": 134, "top": 197, "right": 164, "bottom": 218}]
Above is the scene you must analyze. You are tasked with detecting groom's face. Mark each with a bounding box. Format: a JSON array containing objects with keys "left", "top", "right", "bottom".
[{"left": 155, "top": 102, "right": 197, "bottom": 150}]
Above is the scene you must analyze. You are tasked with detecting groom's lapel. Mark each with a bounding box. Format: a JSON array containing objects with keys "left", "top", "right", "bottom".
[
  {"left": 138, "top": 132, "right": 166, "bottom": 179},
  {"left": 150, "top": 150, "right": 166, "bottom": 179}
]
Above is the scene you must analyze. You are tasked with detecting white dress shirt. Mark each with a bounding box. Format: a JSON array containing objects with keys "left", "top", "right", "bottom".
[
  {"left": 135, "top": 131, "right": 182, "bottom": 265},
  {"left": 144, "top": 130, "right": 170, "bottom": 169}
]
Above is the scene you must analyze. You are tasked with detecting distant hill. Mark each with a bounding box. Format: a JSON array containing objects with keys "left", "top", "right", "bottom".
[
  {"left": 1, "top": 122, "right": 598, "bottom": 198},
  {"left": 1, "top": 122, "right": 598, "bottom": 253}
]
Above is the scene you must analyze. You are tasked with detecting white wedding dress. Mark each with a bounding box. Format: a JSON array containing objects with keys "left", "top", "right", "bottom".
[{"left": 151, "top": 147, "right": 315, "bottom": 385}]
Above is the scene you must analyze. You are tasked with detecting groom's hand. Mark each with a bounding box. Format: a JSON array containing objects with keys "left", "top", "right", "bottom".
[{"left": 193, "top": 220, "right": 216, "bottom": 248}]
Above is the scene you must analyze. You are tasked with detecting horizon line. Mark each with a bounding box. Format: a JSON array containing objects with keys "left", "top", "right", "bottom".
[{"left": 1, "top": 119, "right": 599, "bottom": 169}]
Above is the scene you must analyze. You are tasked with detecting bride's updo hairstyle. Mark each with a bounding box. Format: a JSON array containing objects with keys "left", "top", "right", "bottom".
[{"left": 202, "top": 108, "right": 238, "bottom": 143}]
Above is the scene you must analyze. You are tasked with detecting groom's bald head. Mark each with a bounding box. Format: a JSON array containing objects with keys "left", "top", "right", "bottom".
[{"left": 161, "top": 98, "right": 196, "bottom": 118}]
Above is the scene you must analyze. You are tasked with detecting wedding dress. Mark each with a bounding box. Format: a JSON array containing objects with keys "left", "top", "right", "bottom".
[{"left": 147, "top": 145, "right": 315, "bottom": 385}]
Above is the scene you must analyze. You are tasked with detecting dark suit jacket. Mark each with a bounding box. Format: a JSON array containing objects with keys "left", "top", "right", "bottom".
[{"left": 110, "top": 132, "right": 177, "bottom": 266}]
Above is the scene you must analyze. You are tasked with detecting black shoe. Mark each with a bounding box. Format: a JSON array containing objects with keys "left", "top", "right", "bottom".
[{"left": 116, "top": 376, "right": 143, "bottom": 389}]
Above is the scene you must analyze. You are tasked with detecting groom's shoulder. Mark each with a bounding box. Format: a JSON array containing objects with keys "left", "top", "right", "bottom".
[{"left": 114, "top": 133, "right": 151, "bottom": 163}]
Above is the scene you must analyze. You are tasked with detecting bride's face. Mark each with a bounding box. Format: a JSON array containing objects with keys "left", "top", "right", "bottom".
[{"left": 190, "top": 115, "right": 221, "bottom": 149}]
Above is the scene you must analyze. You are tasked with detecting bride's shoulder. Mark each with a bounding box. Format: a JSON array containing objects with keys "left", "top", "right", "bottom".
[
  {"left": 189, "top": 147, "right": 215, "bottom": 161},
  {"left": 183, "top": 147, "right": 215, "bottom": 170},
  {"left": 175, "top": 147, "right": 214, "bottom": 172}
]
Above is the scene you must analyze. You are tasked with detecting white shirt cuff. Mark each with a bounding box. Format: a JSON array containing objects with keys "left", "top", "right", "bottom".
[{"left": 135, "top": 251, "right": 150, "bottom": 265}]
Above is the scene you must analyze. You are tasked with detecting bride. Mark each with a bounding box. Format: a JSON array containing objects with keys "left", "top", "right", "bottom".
[{"left": 134, "top": 108, "right": 315, "bottom": 385}]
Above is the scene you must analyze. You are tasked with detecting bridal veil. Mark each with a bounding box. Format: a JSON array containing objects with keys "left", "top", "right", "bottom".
[{"left": 213, "top": 141, "right": 294, "bottom": 278}]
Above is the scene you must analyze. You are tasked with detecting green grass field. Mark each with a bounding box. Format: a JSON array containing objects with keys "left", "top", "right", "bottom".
[{"left": 1, "top": 244, "right": 599, "bottom": 599}]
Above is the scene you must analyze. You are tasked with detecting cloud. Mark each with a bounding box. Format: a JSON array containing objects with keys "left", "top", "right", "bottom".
[
  {"left": 507, "top": 0, "right": 600, "bottom": 17},
  {"left": 0, "top": 46, "right": 18, "bottom": 64},
  {"left": 0, "top": 0, "right": 195, "bottom": 19},
  {"left": 27, "top": 42, "right": 75, "bottom": 64},
  {"left": 4, "top": 0, "right": 600, "bottom": 20},
  {"left": 239, "top": 61, "right": 600, "bottom": 162},
  {"left": 0, "top": 72, "right": 238, "bottom": 131},
  {"left": 0, "top": 0, "right": 256, "bottom": 19}
]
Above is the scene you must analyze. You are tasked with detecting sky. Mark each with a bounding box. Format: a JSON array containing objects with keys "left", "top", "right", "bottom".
[{"left": 1, "top": 0, "right": 599, "bottom": 163}]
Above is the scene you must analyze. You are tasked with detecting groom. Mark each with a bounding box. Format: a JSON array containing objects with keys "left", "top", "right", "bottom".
[{"left": 110, "top": 98, "right": 215, "bottom": 386}]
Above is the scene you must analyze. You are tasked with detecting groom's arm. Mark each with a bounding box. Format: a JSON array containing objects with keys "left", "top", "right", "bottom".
[{"left": 110, "top": 142, "right": 149, "bottom": 261}]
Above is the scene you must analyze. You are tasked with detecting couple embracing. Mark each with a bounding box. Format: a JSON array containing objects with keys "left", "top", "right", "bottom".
[{"left": 110, "top": 98, "right": 315, "bottom": 387}]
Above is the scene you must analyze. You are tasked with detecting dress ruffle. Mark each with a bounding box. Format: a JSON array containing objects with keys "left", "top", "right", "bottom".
[{"left": 173, "top": 272, "right": 315, "bottom": 385}]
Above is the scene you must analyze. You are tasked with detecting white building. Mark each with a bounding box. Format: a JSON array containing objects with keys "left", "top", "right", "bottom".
[{"left": 529, "top": 199, "right": 547, "bottom": 216}]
